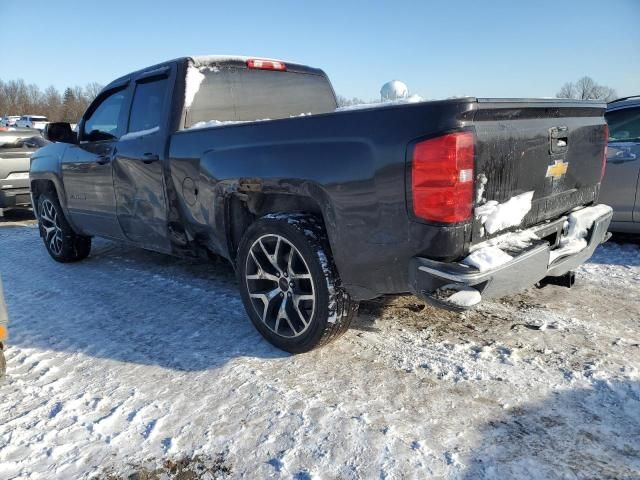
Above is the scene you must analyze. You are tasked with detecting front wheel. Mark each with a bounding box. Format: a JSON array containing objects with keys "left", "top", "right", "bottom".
[
  {"left": 37, "top": 193, "right": 91, "bottom": 262},
  {"left": 237, "top": 214, "right": 356, "bottom": 353}
]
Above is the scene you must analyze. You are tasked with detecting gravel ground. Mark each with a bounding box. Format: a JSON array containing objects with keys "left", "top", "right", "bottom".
[{"left": 0, "top": 220, "right": 638, "bottom": 479}]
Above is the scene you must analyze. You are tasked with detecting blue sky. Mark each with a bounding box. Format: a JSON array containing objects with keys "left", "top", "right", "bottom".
[{"left": 1, "top": 0, "right": 638, "bottom": 100}]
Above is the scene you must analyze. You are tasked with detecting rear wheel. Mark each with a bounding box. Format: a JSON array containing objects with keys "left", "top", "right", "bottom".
[
  {"left": 37, "top": 193, "right": 91, "bottom": 262},
  {"left": 237, "top": 214, "right": 356, "bottom": 353}
]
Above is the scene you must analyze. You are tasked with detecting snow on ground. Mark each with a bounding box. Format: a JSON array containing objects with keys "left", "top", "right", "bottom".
[{"left": 0, "top": 218, "right": 639, "bottom": 479}]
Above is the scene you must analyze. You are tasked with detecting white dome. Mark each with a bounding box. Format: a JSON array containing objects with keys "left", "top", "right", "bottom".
[{"left": 380, "top": 80, "right": 409, "bottom": 101}]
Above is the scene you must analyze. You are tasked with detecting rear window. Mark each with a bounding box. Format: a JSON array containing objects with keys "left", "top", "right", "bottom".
[{"left": 185, "top": 66, "right": 337, "bottom": 128}]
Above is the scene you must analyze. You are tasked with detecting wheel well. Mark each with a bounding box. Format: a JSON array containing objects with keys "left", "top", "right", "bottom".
[
  {"left": 227, "top": 192, "right": 326, "bottom": 259},
  {"left": 30, "top": 179, "right": 57, "bottom": 211}
]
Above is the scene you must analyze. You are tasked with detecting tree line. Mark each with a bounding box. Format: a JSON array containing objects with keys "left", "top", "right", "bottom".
[
  {"left": 0, "top": 79, "right": 103, "bottom": 123},
  {"left": 340, "top": 76, "right": 619, "bottom": 105},
  {"left": 556, "top": 76, "right": 617, "bottom": 102},
  {"left": 1, "top": 75, "right": 618, "bottom": 122}
]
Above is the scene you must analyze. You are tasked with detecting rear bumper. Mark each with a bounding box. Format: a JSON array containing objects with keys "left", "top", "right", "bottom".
[
  {"left": 409, "top": 206, "right": 613, "bottom": 310},
  {"left": 0, "top": 187, "right": 31, "bottom": 208}
]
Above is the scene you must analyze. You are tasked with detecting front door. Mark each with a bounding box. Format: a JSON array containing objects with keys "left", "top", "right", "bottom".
[
  {"left": 600, "top": 106, "right": 640, "bottom": 223},
  {"left": 63, "top": 87, "right": 128, "bottom": 239},
  {"left": 113, "top": 74, "right": 170, "bottom": 252}
]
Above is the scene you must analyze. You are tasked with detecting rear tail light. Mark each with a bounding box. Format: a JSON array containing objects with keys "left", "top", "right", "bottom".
[
  {"left": 411, "top": 131, "right": 475, "bottom": 223},
  {"left": 246, "top": 59, "right": 286, "bottom": 71},
  {"left": 601, "top": 124, "right": 609, "bottom": 181}
]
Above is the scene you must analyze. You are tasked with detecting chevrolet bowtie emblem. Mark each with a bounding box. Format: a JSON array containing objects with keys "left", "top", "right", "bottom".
[{"left": 546, "top": 160, "right": 569, "bottom": 179}]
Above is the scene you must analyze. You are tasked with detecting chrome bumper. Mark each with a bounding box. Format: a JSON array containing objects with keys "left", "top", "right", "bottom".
[{"left": 409, "top": 207, "right": 613, "bottom": 310}]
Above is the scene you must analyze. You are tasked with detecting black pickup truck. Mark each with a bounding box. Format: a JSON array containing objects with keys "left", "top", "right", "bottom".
[{"left": 30, "top": 55, "right": 612, "bottom": 352}]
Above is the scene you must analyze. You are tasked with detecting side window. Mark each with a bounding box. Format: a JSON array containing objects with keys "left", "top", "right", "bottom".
[
  {"left": 83, "top": 89, "right": 126, "bottom": 141},
  {"left": 128, "top": 78, "right": 167, "bottom": 133},
  {"left": 606, "top": 107, "right": 640, "bottom": 143}
]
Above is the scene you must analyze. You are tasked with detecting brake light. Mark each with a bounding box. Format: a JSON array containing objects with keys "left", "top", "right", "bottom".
[
  {"left": 601, "top": 124, "right": 608, "bottom": 181},
  {"left": 411, "top": 131, "right": 475, "bottom": 223},
  {"left": 246, "top": 59, "right": 286, "bottom": 71}
]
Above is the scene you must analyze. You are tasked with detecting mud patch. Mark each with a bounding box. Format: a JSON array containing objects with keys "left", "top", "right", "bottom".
[{"left": 102, "top": 453, "right": 232, "bottom": 480}]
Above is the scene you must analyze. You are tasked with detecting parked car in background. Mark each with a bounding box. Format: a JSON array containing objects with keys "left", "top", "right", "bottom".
[
  {"left": 0, "top": 129, "right": 46, "bottom": 214},
  {"left": 600, "top": 96, "right": 640, "bottom": 233},
  {"left": 15, "top": 115, "right": 49, "bottom": 130},
  {"left": 0, "top": 116, "right": 21, "bottom": 128}
]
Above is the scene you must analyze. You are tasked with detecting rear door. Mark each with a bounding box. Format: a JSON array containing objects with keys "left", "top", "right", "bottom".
[
  {"left": 63, "top": 86, "right": 129, "bottom": 239},
  {"left": 600, "top": 105, "right": 640, "bottom": 223},
  {"left": 112, "top": 68, "right": 171, "bottom": 252}
]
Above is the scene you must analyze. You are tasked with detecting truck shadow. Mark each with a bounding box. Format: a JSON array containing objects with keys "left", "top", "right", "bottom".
[
  {"left": 2, "top": 234, "right": 288, "bottom": 371},
  {"left": 461, "top": 380, "right": 640, "bottom": 479},
  {"left": 0, "top": 208, "right": 36, "bottom": 225}
]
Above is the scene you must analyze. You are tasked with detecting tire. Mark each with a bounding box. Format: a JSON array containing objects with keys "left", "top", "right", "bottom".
[
  {"left": 37, "top": 192, "right": 91, "bottom": 263},
  {"left": 237, "top": 213, "right": 357, "bottom": 353}
]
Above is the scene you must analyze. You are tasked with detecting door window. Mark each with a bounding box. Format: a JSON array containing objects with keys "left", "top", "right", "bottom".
[
  {"left": 83, "top": 89, "right": 126, "bottom": 141},
  {"left": 606, "top": 107, "right": 640, "bottom": 143},
  {"left": 128, "top": 78, "right": 167, "bottom": 133}
]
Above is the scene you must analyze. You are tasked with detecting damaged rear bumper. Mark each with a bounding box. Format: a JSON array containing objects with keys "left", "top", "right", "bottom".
[{"left": 409, "top": 205, "right": 613, "bottom": 311}]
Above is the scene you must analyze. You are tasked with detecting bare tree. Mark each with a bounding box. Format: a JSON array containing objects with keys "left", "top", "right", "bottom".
[
  {"left": 84, "top": 82, "right": 103, "bottom": 101},
  {"left": 42, "top": 86, "right": 62, "bottom": 121},
  {"left": 556, "top": 76, "right": 617, "bottom": 102},
  {"left": 0, "top": 79, "right": 103, "bottom": 122},
  {"left": 336, "top": 94, "right": 367, "bottom": 107}
]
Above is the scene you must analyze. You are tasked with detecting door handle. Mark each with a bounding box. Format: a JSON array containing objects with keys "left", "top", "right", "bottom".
[
  {"left": 95, "top": 155, "right": 111, "bottom": 165},
  {"left": 142, "top": 153, "right": 159, "bottom": 164}
]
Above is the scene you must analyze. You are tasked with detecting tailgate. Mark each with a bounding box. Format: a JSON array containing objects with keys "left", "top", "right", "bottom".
[
  {"left": 471, "top": 98, "right": 607, "bottom": 245},
  {"left": 0, "top": 147, "right": 33, "bottom": 184}
]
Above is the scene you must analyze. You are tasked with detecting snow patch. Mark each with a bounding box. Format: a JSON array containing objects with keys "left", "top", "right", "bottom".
[
  {"left": 462, "top": 246, "right": 513, "bottom": 272},
  {"left": 119, "top": 126, "right": 159, "bottom": 141},
  {"left": 469, "top": 229, "right": 540, "bottom": 254},
  {"left": 475, "top": 191, "right": 534, "bottom": 235},
  {"left": 185, "top": 66, "right": 205, "bottom": 108},
  {"left": 335, "top": 95, "right": 425, "bottom": 112},
  {"left": 549, "top": 204, "right": 613, "bottom": 264},
  {"left": 475, "top": 173, "right": 488, "bottom": 205},
  {"left": 0, "top": 226, "right": 638, "bottom": 479},
  {"left": 190, "top": 54, "right": 294, "bottom": 68},
  {"left": 444, "top": 285, "right": 482, "bottom": 307},
  {"left": 187, "top": 119, "right": 270, "bottom": 130}
]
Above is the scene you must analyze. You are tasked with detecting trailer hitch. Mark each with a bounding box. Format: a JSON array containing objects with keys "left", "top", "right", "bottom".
[{"left": 537, "top": 271, "right": 576, "bottom": 289}]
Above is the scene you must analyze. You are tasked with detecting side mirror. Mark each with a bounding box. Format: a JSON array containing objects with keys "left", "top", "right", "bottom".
[{"left": 43, "top": 122, "right": 77, "bottom": 144}]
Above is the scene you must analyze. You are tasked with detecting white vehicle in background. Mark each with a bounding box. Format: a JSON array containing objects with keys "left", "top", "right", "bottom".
[
  {"left": 15, "top": 115, "right": 49, "bottom": 130},
  {"left": 0, "top": 116, "right": 20, "bottom": 128}
]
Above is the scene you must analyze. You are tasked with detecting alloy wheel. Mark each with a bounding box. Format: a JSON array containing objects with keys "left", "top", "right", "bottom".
[
  {"left": 39, "top": 199, "right": 63, "bottom": 256},
  {"left": 245, "top": 234, "right": 316, "bottom": 338}
]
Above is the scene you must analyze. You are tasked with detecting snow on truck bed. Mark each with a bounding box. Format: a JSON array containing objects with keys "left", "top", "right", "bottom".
[{"left": 0, "top": 224, "right": 639, "bottom": 479}]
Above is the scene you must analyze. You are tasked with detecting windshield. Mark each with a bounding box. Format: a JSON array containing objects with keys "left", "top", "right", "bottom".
[{"left": 185, "top": 66, "right": 337, "bottom": 128}]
